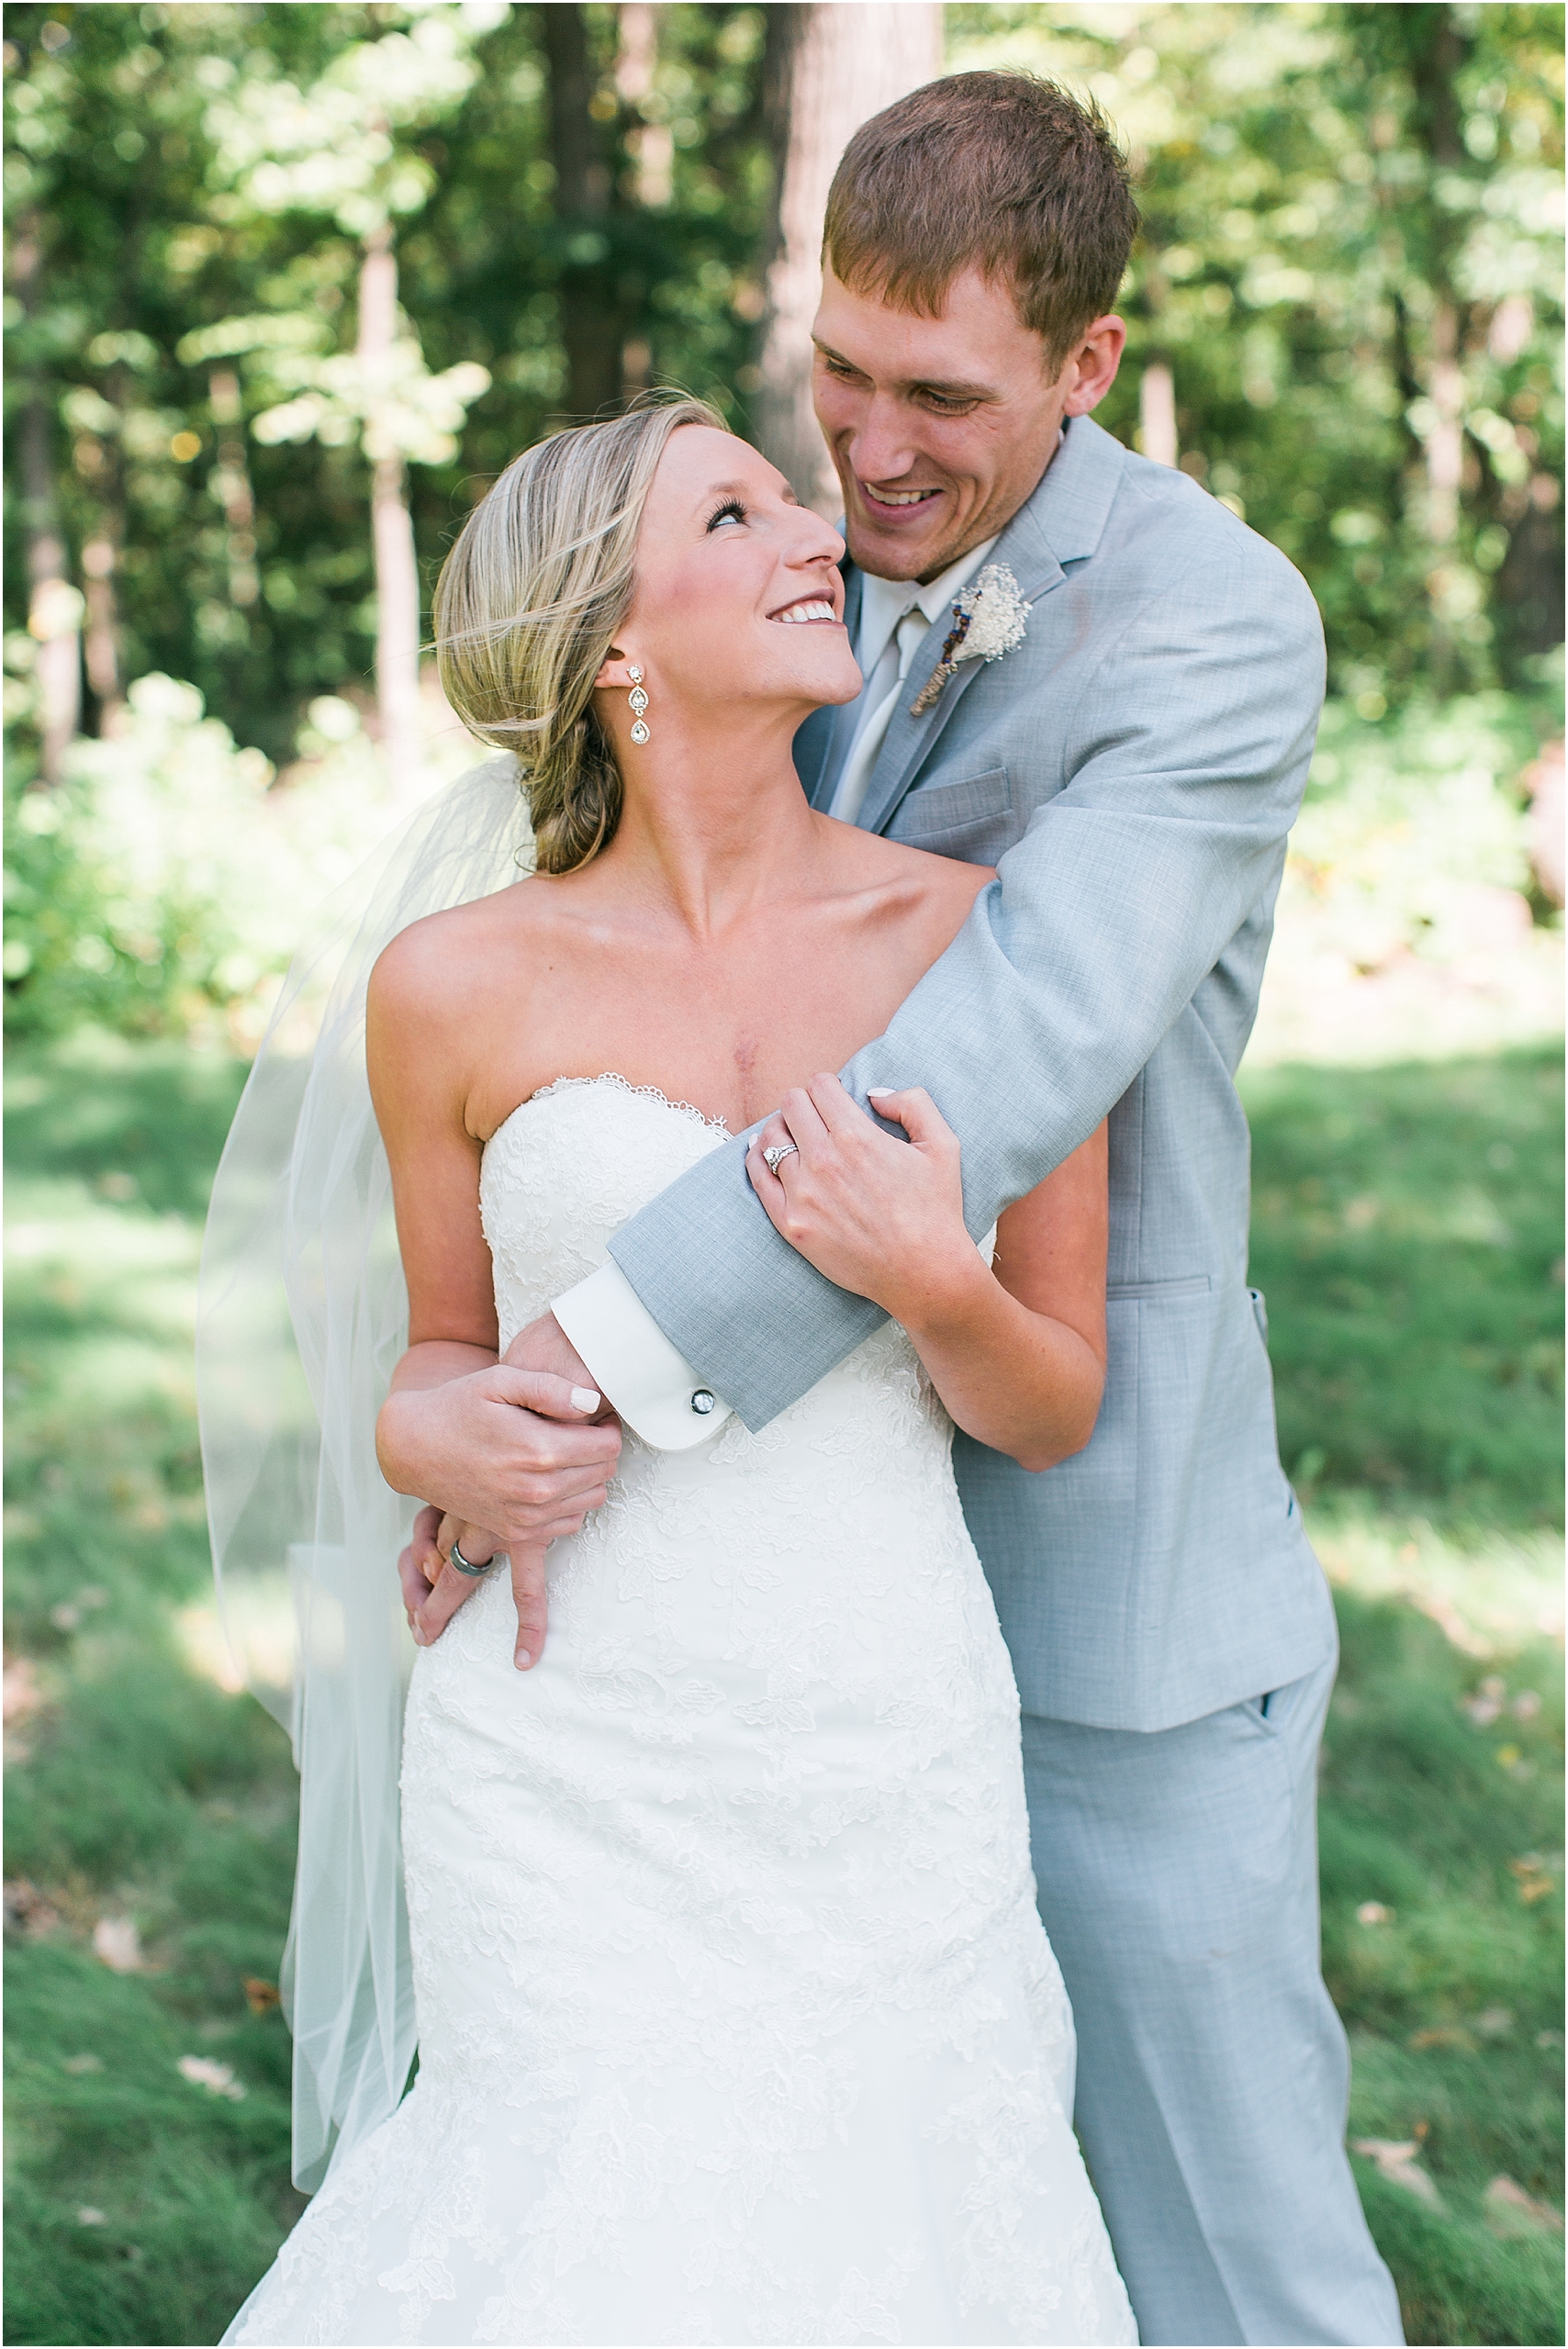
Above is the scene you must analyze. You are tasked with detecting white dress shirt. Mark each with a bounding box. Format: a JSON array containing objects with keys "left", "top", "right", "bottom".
[{"left": 553, "top": 535, "right": 997, "bottom": 1449}]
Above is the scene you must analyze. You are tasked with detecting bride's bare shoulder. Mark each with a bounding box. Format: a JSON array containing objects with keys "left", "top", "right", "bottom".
[
  {"left": 369, "top": 872, "right": 571, "bottom": 1020},
  {"left": 816, "top": 812, "right": 994, "bottom": 922}
]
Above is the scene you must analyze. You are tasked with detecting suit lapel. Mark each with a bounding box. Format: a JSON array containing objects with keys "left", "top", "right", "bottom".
[
  {"left": 854, "top": 505, "right": 1061, "bottom": 840},
  {"left": 854, "top": 416, "right": 1127, "bottom": 839}
]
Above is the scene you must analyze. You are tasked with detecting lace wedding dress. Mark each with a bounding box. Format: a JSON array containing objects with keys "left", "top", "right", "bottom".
[{"left": 228, "top": 1078, "right": 1136, "bottom": 2348}]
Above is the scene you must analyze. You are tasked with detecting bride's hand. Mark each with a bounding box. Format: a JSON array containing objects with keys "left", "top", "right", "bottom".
[
  {"left": 382, "top": 1358, "right": 622, "bottom": 1671},
  {"left": 746, "top": 1075, "right": 978, "bottom": 1325}
]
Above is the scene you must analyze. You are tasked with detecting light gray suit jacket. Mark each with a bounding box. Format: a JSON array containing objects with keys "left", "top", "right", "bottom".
[{"left": 610, "top": 413, "right": 1337, "bottom": 1732}]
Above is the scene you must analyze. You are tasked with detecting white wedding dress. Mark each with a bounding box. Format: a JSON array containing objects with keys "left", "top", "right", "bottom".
[{"left": 228, "top": 1077, "right": 1136, "bottom": 2348}]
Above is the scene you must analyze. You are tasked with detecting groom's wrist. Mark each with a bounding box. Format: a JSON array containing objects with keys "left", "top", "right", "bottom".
[
  {"left": 553, "top": 1263, "right": 734, "bottom": 1450},
  {"left": 501, "top": 1312, "right": 596, "bottom": 1393}
]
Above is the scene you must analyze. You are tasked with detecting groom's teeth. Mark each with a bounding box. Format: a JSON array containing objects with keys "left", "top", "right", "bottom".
[{"left": 870, "top": 488, "right": 938, "bottom": 506}]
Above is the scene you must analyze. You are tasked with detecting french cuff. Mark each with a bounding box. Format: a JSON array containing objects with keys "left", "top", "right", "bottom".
[{"left": 552, "top": 1259, "right": 733, "bottom": 1452}]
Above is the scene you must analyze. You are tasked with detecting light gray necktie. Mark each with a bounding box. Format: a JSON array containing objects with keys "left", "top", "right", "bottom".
[{"left": 828, "top": 608, "right": 929, "bottom": 827}]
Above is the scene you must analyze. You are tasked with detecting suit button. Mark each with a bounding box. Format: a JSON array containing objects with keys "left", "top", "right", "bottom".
[{"left": 690, "top": 1389, "right": 716, "bottom": 1416}]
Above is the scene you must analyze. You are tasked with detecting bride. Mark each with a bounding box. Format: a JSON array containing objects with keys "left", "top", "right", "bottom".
[{"left": 219, "top": 394, "right": 1135, "bottom": 2346}]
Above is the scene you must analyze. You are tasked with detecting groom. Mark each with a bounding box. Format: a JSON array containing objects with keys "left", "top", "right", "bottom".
[{"left": 383, "top": 72, "right": 1403, "bottom": 2348}]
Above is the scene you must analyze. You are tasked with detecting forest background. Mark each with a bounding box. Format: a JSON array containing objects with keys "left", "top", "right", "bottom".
[{"left": 4, "top": 5, "right": 1564, "bottom": 2346}]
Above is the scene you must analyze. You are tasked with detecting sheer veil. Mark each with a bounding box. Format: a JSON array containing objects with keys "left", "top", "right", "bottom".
[{"left": 196, "top": 754, "right": 532, "bottom": 2191}]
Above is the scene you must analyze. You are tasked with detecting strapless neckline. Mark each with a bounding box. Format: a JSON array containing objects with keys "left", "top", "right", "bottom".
[{"left": 486, "top": 1071, "right": 734, "bottom": 1158}]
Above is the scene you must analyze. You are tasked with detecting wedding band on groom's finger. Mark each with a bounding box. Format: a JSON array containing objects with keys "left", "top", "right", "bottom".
[{"left": 447, "top": 1535, "right": 497, "bottom": 1578}]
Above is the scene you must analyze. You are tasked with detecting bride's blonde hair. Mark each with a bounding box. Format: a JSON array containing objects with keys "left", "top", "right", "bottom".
[{"left": 433, "top": 391, "right": 726, "bottom": 876}]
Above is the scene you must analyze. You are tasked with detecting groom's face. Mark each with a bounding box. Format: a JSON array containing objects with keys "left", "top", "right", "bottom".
[{"left": 812, "top": 263, "right": 1123, "bottom": 584}]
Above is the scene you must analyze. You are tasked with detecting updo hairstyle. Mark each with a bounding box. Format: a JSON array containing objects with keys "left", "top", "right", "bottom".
[{"left": 433, "top": 392, "right": 726, "bottom": 875}]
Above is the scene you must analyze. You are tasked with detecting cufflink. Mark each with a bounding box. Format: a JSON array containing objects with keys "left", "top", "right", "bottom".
[{"left": 689, "top": 1389, "right": 716, "bottom": 1416}]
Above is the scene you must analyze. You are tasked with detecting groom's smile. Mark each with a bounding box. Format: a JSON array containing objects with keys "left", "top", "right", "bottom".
[{"left": 812, "top": 263, "right": 1124, "bottom": 587}]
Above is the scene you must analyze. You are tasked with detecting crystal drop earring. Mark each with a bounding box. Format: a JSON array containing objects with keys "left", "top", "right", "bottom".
[{"left": 627, "top": 666, "right": 650, "bottom": 744}]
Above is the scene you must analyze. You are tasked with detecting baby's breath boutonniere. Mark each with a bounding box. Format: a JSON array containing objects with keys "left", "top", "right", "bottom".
[{"left": 909, "top": 562, "right": 1033, "bottom": 717}]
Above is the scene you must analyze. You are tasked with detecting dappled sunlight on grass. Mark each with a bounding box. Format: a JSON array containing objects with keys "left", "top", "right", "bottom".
[
  {"left": 4, "top": 1041, "right": 304, "bottom": 2344},
  {"left": 1241, "top": 1046, "right": 1564, "bottom": 2342},
  {"left": 1321, "top": 1592, "right": 1563, "bottom": 2348},
  {"left": 1242, "top": 1046, "right": 1563, "bottom": 1528},
  {"left": 1309, "top": 1494, "right": 1563, "bottom": 1650}
]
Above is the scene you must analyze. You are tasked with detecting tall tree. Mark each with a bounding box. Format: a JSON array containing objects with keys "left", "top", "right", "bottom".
[
  {"left": 356, "top": 220, "right": 424, "bottom": 798},
  {"left": 1377, "top": 4, "right": 1473, "bottom": 688},
  {"left": 615, "top": 3, "right": 673, "bottom": 213},
  {"left": 10, "top": 210, "right": 82, "bottom": 778},
  {"left": 540, "top": 4, "right": 621, "bottom": 420},
  {"left": 754, "top": 3, "right": 946, "bottom": 510},
  {"left": 200, "top": 8, "right": 497, "bottom": 794},
  {"left": 946, "top": 0, "right": 1562, "bottom": 706}
]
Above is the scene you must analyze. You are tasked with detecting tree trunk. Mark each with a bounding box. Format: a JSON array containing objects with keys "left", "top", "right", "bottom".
[
  {"left": 80, "top": 519, "right": 123, "bottom": 728},
  {"left": 541, "top": 3, "right": 622, "bottom": 419},
  {"left": 79, "top": 365, "right": 127, "bottom": 732},
  {"left": 613, "top": 2, "right": 666, "bottom": 397},
  {"left": 11, "top": 214, "right": 81, "bottom": 779},
  {"left": 1403, "top": 2, "right": 1472, "bottom": 690},
  {"left": 209, "top": 367, "right": 260, "bottom": 614},
  {"left": 753, "top": 3, "right": 945, "bottom": 513},
  {"left": 357, "top": 225, "right": 423, "bottom": 800},
  {"left": 1138, "top": 362, "right": 1178, "bottom": 468},
  {"left": 20, "top": 394, "right": 82, "bottom": 782},
  {"left": 615, "top": 4, "right": 671, "bottom": 210}
]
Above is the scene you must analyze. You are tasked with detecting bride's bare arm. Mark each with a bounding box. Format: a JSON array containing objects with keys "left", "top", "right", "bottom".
[
  {"left": 367, "top": 929, "right": 622, "bottom": 1664},
  {"left": 746, "top": 1075, "right": 1107, "bottom": 1472}
]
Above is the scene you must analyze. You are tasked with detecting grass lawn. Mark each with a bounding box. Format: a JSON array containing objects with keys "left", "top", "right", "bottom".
[{"left": 4, "top": 1030, "right": 1562, "bottom": 2346}]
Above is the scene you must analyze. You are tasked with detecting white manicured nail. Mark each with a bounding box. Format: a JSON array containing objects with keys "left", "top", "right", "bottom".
[
  {"left": 571, "top": 1387, "right": 600, "bottom": 1413},
  {"left": 867, "top": 1088, "right": 896, "bottom": 1098},
  {"left": 515, "top": 1650, "right": 531, "bottom": 1670}
]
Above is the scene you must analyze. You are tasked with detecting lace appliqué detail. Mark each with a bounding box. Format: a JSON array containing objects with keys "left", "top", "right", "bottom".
[{"left": 226, "top": 1083, "right": 1135, "bottom": 2349}]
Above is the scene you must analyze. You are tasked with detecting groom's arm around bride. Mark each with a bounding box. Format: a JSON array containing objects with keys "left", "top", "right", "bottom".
[{"left": 382, "top": 70, "right": 1405, "bottom": 2348}]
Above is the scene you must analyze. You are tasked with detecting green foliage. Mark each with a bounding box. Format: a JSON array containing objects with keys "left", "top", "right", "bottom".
[
  {"left": 6, "top": 675, "right": 274, "bottom": 1035},
  {"left": 5, "top": 3, "right": 378, "bottom": 755},
  {"left": 950, "top": 3, "right": 1565, "bottom": 702},
  {"left": 4, "top": 672, "right": 398, "bottom": 1039},
  {"left": 5, "top": 1028, "right": 1562, "bottom": 2347},
  {"left": 1282, "top": 679, "right": 1562, "bottom": 984},
  {"left": 2, "top": 1, "right": 783, "bottom": 763},
  {"left": 1299, "top": 690, "right": 1552, "bottom": 939},
  {"left": 5, "top": 3, "right": 1562, "bottom": 777}
]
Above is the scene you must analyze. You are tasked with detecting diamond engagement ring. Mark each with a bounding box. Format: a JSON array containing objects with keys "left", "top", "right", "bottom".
[{"left": 762, "top": 1142, "right": 798, "bottom": 1173}]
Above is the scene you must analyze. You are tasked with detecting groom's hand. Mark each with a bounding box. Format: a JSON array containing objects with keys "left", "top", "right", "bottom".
[
  {"left": 498, "top": 1308, "right": 607, "bottom": 1395},
  {"left": 399, "top": 1508, "right": 566, "bottom": 1674},
  {"left": 379, "top": 1349, "right": 621, "bottom": 1664}
]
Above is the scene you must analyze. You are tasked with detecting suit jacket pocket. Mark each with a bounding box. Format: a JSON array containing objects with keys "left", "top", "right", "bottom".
[
  {"left": 887, "top": 766, "right": 1014, "bottom": 862},
  {"left": 1105, "top": 1274, "right": 1212, "bottom": 1303}
]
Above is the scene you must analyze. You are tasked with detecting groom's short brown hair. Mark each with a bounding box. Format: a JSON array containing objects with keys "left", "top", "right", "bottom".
[{"left": 823, "top": 72, "right": 1138, "bottom": 371}]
